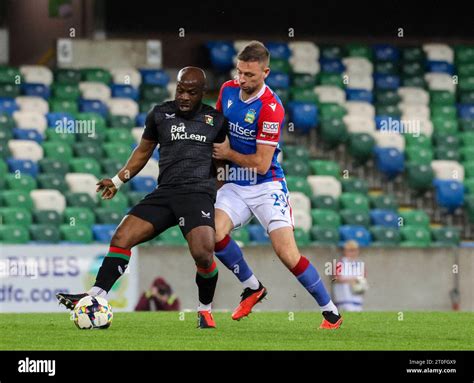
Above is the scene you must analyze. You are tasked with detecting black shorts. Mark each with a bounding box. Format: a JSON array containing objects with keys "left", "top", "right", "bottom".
[{"left": 127, "top": 189, "right": 215, "bottom": 237}]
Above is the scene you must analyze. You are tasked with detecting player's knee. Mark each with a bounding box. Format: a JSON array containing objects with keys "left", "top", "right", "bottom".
[
  {"left": 191, "top": 244, "right": 214, "bottom": 268},
  {"left": 215, "top": 222, "right": 230, "bottom": 242},
  {"left": 110, "top": 228, "right": 133, "bottom": 249}
]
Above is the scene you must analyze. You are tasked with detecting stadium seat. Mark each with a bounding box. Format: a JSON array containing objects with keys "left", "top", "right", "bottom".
[
  {"left": 13, "top": 128, "right": 44, "bottom": 143},
  {"left": 65, "top": 173, "right": 99, "bottom": 199},
  {"left": 369, "top": 194, "right": 398, "bottom": 210},
  {"left": 65, "top": 192, "right": 96, "bottom": 209},
  {"left": 348, "top": 133, "right": 375, "bottom": 163},
  {"left": 207, "top": 41, "right": 236, "bottom": 72},
  {"left": 400, "top": 226, "right": 432, "bottom": 247},
  {"left": 5, "top": 173, "right": 37, "bottom": 191},
  {"left": 130, "top": 176, "right": 157, "bottom": 192},
  {"left": 405, "top": 147, "right": 433, "bottom": 165},
  {"left": 55, "top": 68, "right": 81, "bottom": 84},
  {"left": 431, "top": 227, "right": 460, "bottom": 247},
  {"left": 341, "top": 178, "right": 369, "bottom": 194},
  {"left": 307, "top": 175, "right": 341, "bottom": 198},
  {"left": 99, "top": 192, "right": 128, "bottom": 213},
  {"left": 370, "top": 226, "right": 401, "bottom": 247},
  {"left": 69, "top": 158, "right": 102, "bottom": 178},
  {"left": 287, "top": 102, "right": 318, "bottom": 133},
  {"left": 22, "top": 83, "right": 50, "bottom": 99},
  {"left": 60, "top": 224, "right": 93, "bottom": 243},
  {"left": 406, "top": 163, "right": 434, "bottom": 192},
  {"left": 0, "top": 190, "right": 34, "bottom": 210},
  {"left": 0, "top": 207, "right": 32, "bottom": 227},
  {"left": 20, "top": 65, "right": 53, "bottom": 86},
  {"left": 309, "top": 160, "right": 340, "bottom": 178},
  {"left": 63, "top": 207, "right": 96, "bottom": 226},
  {"left": 340, "top": 192, "right": 370, "bottom": 211},
  {"left": 247, "top": 224, "right": 270, "bottom": 244},
  {"left": 431, "top": 160, "right": 464, "bottom": 181},
  {"left": 37, "top": 173, "right": 68, "bottom": 192},
  {"left": 311, "top": 209, "right": 341, "bottom": 228},
  {"left": 310, "top": 226, "right": 340, "bottom": 246},
  {"left": 156, "top": 226, "right": 187, "bottom": 246},
  {"left": 39, "top": 158, "right": 70, "bottom": 175},
  {"left": 73, "top": 142, "right": 103, "bottom": 161},
  {"left": 374, "top": 147, "right": 405, "bottom": 179},
  {"left": 283, "top": 158, "right": 310, "bottom": 177},
  {"left": 29, "top": 224, "right": 60, "bottom": 243},
  {"left": 315, "top": 88, "right": 346, "bottom": 105},
  {"left": 369, "top": 209, "right": 399, "bottom": 227},
  {"left": 294, "top": 228, "right": 311, "bottom": 247},
  {"left": 33, "top": 210, "right": 62, "bottom": 225},
  {"left": 139, "top": 69, "right": 170, "bottom": 87},
  {"left": 6, "top": 159, "right": 39, "bottom": 178},
  {"left": 340, "top": 209, "right": 370, "bottom": 227},
  {"left": 310, "top": 195, "right": 339, "bottom": 211},
  {"left": 107, "top": 98, "right": 139, "bottom": 119},
  {"left": 319, "top": 118, "right": 348, "bottom": 148},
  {"left": 92, "top": 224, "right": 117, "bottom": 243},
  {"left": 293, "top": 210, "right": 312, "bottom": 232},
  {"left": 95, "top": 208, "right": 124, "bottom": 225},
  {"left": 42, "top": 141, "right": 73, "bottom": 161},
  {"left": 51, "top": 84, "right": 80, "bottom": 100},
  {"left": 433, "top": 179, "right": 464, "bottom": 212},
  {"left": 289, "top": 192, "right": 311, "bottom": 212},
  {"left": 15, "top": 96, "right": 49, "bottom": 114},
  {"left": 0, "top": 224, "right": 30, "bottom": 243},
  {"left": 339, "top": 225, "right": 371, "bottom": 247},
  {"left": 79, "top": 99, "right": 108, "bottom": 117},
  {"left": 9, "top": 139, "right": 44, "bottom": 161},
  {"left": 398, "top": 210, "right": 430, "bottom": 228},
  {"left": 30, "top": 189, "right": 66, "bottom": 213}
]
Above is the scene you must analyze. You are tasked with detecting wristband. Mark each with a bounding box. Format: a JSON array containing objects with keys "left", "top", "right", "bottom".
[{"left": 111, "top": 175, "right": 124, "bottom": 190}]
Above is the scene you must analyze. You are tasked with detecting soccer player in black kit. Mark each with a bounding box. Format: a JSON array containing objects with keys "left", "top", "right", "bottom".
[{"left": 56, "top": 67, "right": 227, "bottom": 328}]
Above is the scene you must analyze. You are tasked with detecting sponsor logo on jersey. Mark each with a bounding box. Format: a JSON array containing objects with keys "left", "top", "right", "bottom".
[
  {"left": 205, "top": 115, "right": 214, "bottom": 126},
  {"left": 244, "top": 109, "right": 256, "bottom": 123},
  {"left": 170, "top": 123, "right": 207, "bottom": 142},
  {"left": 228, "top": 121, "right": 256, "bottom": 139},
  {"left": 262, "top": 121, "right": 279, "bottom": 134}
]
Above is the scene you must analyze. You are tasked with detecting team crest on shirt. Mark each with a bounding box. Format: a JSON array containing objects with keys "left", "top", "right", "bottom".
[
  {"left": 244, "top": 109, "right": 256, "bottom": 123},
  {"left": 204, "top": 115, "right": 214, "bottom": 126}
]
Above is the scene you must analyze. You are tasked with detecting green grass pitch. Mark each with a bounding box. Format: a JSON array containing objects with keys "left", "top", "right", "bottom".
[{"left": 0, "top": 312, "right": 472, "bottom": 350}]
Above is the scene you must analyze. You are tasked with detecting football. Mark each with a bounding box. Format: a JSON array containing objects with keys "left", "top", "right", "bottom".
[
  {"left": 351, "top": 276, "right": 369, "bottom": 295},
  {"left": 72, "top": 296, "right": 113, "bottom": 330}
]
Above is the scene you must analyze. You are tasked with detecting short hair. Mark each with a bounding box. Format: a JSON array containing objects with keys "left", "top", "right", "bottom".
[
  {"left": 237, "top": 41, "right": 270, "bottom": 67},
  {"left": 344, "top": 240, "right": 359, "bottom": 250}
]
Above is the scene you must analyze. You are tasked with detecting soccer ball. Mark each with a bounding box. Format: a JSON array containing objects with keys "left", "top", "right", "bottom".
[
  {"left": 351, "top": 276, "right": 369, "bottom": 295},
  {"left": 72, "top": 296, "right": 113, "bottom": 329}
]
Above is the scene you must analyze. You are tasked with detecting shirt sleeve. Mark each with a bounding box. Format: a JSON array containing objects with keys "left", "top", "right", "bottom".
[
  {"left": 256, "top": 102, "right": 284, "bottom": 146},
  {"left": 214, "top": 116, "right": 228, "bottom": 143},
  {"left": 215, "top": 84, "right": 224, "bottom": 112},
  {"left": 141, "top": 108, "right": 159, "bottom": 142}
]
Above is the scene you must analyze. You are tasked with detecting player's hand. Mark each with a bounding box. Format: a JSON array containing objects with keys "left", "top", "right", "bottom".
[
  {"left": 213, "top": 136, "right": 231, "bottom": 160},
  {"left": 96, "top": 178, "right": 118, "bottom": 200}
]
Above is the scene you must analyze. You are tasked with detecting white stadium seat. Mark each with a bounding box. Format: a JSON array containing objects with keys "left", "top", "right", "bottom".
[
  {"left": 344, "top": 101, "right": 375, "bottom": 119},
  {"left": 8, "top": 140, "right": 44, "bottom": 161},
  {"left": 65, "top": 173, "right": 99, "bottom": 199},
  {"left": 110, "top": 67, "right": 142, "bottom": 88},
  {"left": 293, "top": 210, "right": 312, "bottom": 232},
  {"left": 342, "top": 57, "right": 373, "bottom": 75},
  {"left": 12, "top": 111, "right": 48, "bottom": 133},
  {"left": 344, "top": 73, "right": 374, "bottom": 91},
  {"left": 423, "top": 43, "right": 454, "bottom": 63},
  {"left": 290, "top": 56, "right": 320, "bottom": 75},
  {"left": 137, "top": 158, "right": 159, "bottom": 178},
  {"left": 234, "top": 40, "right": 253, "bottom": 54},
  {"left": 288, "top": 191, "right": 311, "bottom": 212},
  {"left": 398, "top": 103, "right": 430, "bottom": 119},
  {"left": 431, "top": 160, "right": 465, "bottom": 181},
  {"left": 15, "top": 96, "right": 49, "bottom": 114},
  {"left": 397, "top": 87, "right": 430, "bottom": 105},
  {"left": 79, "top": 82, "right": 111, "bottom": 102},
  {"left": 343, "top": 115, "right": 376, "bottom": 134},
  {"left": 106, "top": 98, "right": 139, "bottom": 119},
  {"left": 307, "top": 175, "right": 342, "bottom": 198},
  {"left": 19, "top": 65, "right": 53, "bottom": 86},
  {"left": 314, "top": 86, "right": 345, "bottom": 105},
  {"left": 424, "top": 73, "right": 456, "bottom": 93},
  {"left": 132, "top": 127, "right": 144, "bottom": 143},
  {"left": 289, "top": 41, "right": 319, "bottom": 60},
  {"left": 30, "top": 189, "right": 66, "bottom": 214},
  {"left": 373, "top": 131, "right": 405, "bottom": 151}
]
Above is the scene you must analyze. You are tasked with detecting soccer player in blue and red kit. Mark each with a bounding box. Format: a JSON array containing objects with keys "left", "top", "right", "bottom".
[{"left": 212, "top": 41, "right": 342, "bottom": 329}]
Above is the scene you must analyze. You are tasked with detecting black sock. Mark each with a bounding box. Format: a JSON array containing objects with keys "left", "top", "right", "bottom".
[
  {"left": 94, "top": 247, "right": 131, "bottom": 292},
  {"left": 196, "top": 260, "right": 218, "bottom": 306}
]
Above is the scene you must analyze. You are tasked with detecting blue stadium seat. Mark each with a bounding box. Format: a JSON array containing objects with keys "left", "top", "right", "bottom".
[
  {"left": 287, "top": 102, "right": 318, "bottom": 133},
  {"left": 136, "top": 113, "right": 147, "bottom": 127},
  {"left": 139, "top": 69, "right": 170, "bottom": 87},
  {"left": 207, "top": 41, "right": 236, "bottom": 72},
  {"left": 46, "top": 112, "right": 75, "bottom": 128},
  {"left": 130, "top": 176, "right": 157, "bottom": 192},
  {"left": 266, "top": 72, "right": 290, "bottom": 89},
  {"left": 92, "top": 224, "right": 117, "bottom": 243},
  {"left": 458, "top": 104, "right": 474, "bottom": 120},
  {"left": 320, "top": 58, "right": 345, "bottom": 74},
  {"left": 433, "top": 179, "right": 465, "bottom": 212},
  {"left": 339, "top": 225, "right": 372, "bottom": 247},
  {"left": 0, "top": 98, "right": 19, "bottom": 114},
  {"left": 247, "top": 224, "right": 270, "bottom": 244},
  {"left": 374, "top": 147, "right": 404, "bottom": 179},
  {"left": 346, "top": 89, "right": 373, "bottom": 103},
  {"left": 374, "top": 74, "right": 400, "bottom": 90},
  {"left": 375, "top": 116, "right": 401, "bottom": 130},
  {"left": 426, "top": 61, "right": 454, "bottom": 75},
  {"left": 79, "top": 99, "right": 108, "bottom": 117},
  {"left": 111, "top": 84, "right": 139, "bottom": 100},
  {"left": 265, "top": 42, "right": 291, "bottom": 60},
  {"left": 373, "top": 44, "right": 400, "bottom": 61},
  {"left": 13, "top": 128, "right": 44, "bottom": 143},
  {"left": 370, "top": 209, "right": 399, "bottom": 227},
  {"left": 21, "top": 83, "right": 51, "bottom": 99},
  {"left": 6, "top": 158, "right": 39, "bottom": 178}
]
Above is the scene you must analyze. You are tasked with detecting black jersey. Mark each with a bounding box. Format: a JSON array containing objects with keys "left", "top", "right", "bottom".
[{"left": 142, "top": 101, "right": 227, "bottom": 196}]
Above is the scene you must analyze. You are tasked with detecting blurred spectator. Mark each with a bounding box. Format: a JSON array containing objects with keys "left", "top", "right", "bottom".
[
  {"left": 135, "top": 277, "right": 180, "bottom": 311},
  {"left": 332, "top": 240, "right": 368, "bottom": 312}
]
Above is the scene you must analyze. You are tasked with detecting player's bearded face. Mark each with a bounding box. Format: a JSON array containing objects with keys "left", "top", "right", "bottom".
[{"left": 236, "top": 60, "right": 269, "bottom": 95}]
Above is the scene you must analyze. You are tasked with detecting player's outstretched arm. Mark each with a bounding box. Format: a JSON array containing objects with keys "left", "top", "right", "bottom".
[{"left": 96, "top": 137, "right": 158, "bottom": 199}]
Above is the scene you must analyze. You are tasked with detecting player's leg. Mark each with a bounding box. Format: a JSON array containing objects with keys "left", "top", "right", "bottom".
[
  {"left": 173, "top": 193, "right": 219, "bottom": 328},
  {"left": 56, "top": 214, "right": 158, "bottom": 309},
  {"left": 214, "top": 184, "right": 267, "bottom": 319}
]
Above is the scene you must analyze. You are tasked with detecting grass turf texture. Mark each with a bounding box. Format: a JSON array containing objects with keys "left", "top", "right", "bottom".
[{"left": 0, "top": 312, "right": 472, "bottom": 350}]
